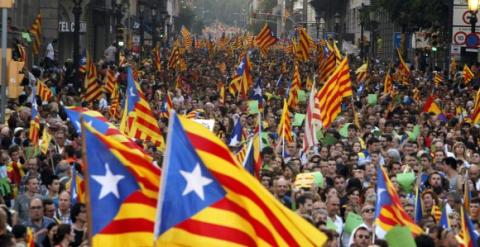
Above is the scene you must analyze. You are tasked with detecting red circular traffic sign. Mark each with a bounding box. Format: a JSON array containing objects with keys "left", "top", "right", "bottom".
[
  {"left": 463, "top": 11, "right": 471, "bottom": 25},
  {"left": 454, "top": 31, "right": 467, "bottom": 45}
]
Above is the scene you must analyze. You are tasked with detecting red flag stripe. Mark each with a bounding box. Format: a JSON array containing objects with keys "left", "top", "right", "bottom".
[
  {"left": 177, "top": 218, "right": 257, "bottom": 246},
  {"left": 213, "top": 198, "right": 278, "bottom": 246}
]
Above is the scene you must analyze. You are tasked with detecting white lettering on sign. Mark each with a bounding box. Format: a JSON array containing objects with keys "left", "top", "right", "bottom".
[{"left": 58, "top": 21, "right": 87, "bottom": 33}]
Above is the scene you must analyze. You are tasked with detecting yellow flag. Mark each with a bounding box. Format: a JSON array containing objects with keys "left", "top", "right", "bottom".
[{"left": 40, "top": 128, "right": 52, "bottom": 154}]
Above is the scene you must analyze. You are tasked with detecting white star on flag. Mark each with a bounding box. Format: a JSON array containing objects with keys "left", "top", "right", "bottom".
[
  {"left": 253, "top": 86, "right": 262, "bottom": 96},
  {"left": 180, "top": 163, "right": 212, "bottom": 200},
  {"left": 129, "top": 87, "right": 136, "bottom": 97},
  {"left": 228, "top": 134, "right": 240, "bottom": 146},
  {"left": 91, "top": 163, "right": 125, "bottom": 200}
]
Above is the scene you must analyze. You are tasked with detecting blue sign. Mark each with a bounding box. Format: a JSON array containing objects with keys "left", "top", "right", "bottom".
[
  {"left": 324, "top": 32, "right": 336, "bottom": 40},
  {"left": 466, "top": 33, "right": 479, "bottom": 48},
  {"left": 393, "top": 32, "right": 411, "bottom": 49}
]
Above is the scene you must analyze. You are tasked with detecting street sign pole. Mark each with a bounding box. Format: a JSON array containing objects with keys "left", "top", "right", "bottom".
[{"left": 1, "top": 8, "right": 8, "bottom": 123}]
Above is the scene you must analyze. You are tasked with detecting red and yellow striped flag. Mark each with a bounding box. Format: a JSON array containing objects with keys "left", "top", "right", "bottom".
[
  {"left": 27, "top": 227, "right": 34, "bottom": 247},
  {"left": 84, "top": 55, "right": 102, "bottom": 103},
  {"left": 154, "top": 48, "right": 161, "bottom": 71},
  {"left": 30, "top": 15, "right": 42, "bottom": 55},
  {"left": 181, "top": 26, "right": 193, "bottom": 49},
  {"left": 255, "top": 24, "right": 278, "bottom": 55},
  {"left": 355, "top": 62, "right": 369, "bottom": 83},
  {"left": 384, "top": 71, "right": 393, "bottom": 95},
  {"left": 296, "top": 27, "right": 314, "bottom": 62},
  {"left": 37, "top": 80, "right": 52, "bottom": 102},
  {"left": 168, "top": 46, "right": 180, "bottom": 69},
  {"left": 277, "top": 100, "right": 293, "bottom": 143},
  {"left": 315, "top": 57, "right": 353, "bottom": 129},
  {"left": 109, "top": 85, "right": 121, "bottom": 120},
  {"left": 155, "top": 113, "right": 327, "bottom": 246},
  {"left": 29, "top": 87, "right": 40, "bottom": 146},
  {"left": 219, "top": 82, "right": 225, "bottom": 105},
  {"left": 287, "top": 63, "right": 302, "bottom": 108},
  {"left": 397, "top": 48, "right": 410, "bottom": 84},
  {"left": 83, "top": 121, "right": 160, "bottom": 247},
  {"left": 472, "top": 89, "right": 480, "bottom": 124},
  {"left": 464, "top": 64, "right": 475, "bottom": 84},
  {"left": 120, "top": 68, "right": 165, "bottom": 149},
  {"left": 318, "top": 52, "right": 336, "bottom": 83},
  {"left": 433, "top": 72, "right": 445, "bottom": 85},
  {"left": 103, "top": 69, "right": 116, "bottom": 95},
  {"left": 431, "top": 205, "right": 442, "bottom": 224}
]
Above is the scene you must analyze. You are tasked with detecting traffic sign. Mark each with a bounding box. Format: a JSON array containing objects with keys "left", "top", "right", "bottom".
[
  {"left": 393, "top": 33, "right": 411, "bottom": 49},
  {"left": 454, "top": 31, "right": 467, "bottom": 45},
  {"left": 466, "top": 33, "right": 479, "bottom": 48},
  {"left": 463, "top": 11, "right": 471, "bottom": 25}
]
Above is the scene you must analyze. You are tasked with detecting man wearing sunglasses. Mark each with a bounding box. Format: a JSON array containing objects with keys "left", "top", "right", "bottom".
[{"left": 345, "top": 204, "right": 375, "bottom": 247}]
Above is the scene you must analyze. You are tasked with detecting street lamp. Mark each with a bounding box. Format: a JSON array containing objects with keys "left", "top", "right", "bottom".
[
  {"left": 139, "top": 4, "right": 145, "bottom": 49},
  {"left": 159, "top": 10, "right": 169, "bottom": 48},
  {"left": 72, "top": 0, "right": 82, "bottom": 90},
  {"left": 165, "top": 14, "right": 171, "bottom": 45},
  {"left": 319, "top": 18, "right": 325, "bottom": 40},
  {"left": 152, "top": 7, "right": 157, "bottom": 49},
  {"left": 369, "top": 10, "right": 378, "bottom": 58},
  {"left": 315, "top": 15, "right": 320, "bottom": 40},
  {"left": 468, "top": 0, "right": 479, "bottom": 33},
  {"left": 334, "top": 12, "right": 340, "bottom": 40},
  {"left": 359, "top": 3, "right": 366, "bottom": 60}
]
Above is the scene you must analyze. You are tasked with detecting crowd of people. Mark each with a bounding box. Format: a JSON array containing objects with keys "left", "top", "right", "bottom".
[{"left": 0, "top": 29, "right": 478, "bottom": 247}]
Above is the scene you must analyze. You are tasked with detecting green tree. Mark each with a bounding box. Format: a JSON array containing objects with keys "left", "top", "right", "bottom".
[{"left": 373, "top": 0, "right": 449, "bottom": 57}]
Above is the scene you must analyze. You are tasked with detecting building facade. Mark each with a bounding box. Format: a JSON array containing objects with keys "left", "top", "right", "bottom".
[{"left": 8, "top": 0, "right": 178, "bottom": 66}]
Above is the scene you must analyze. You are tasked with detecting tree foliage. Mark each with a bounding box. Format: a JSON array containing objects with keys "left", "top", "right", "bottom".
[{"left": 373, "top": 0, "right": 449, "bottom": 31}]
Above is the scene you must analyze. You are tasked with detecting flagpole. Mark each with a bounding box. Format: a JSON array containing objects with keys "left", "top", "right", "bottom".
[
  {"left": 79, "top": 116, "right": 94, "bottom": 246},
  {"left": 258, "top": 112, "right": 263, "bottom": 150},
  {"left": 372, "top": 224, "right": 376, "bottom": 244}
]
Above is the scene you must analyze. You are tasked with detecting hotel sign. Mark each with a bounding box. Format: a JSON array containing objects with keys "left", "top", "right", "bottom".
[{"left": 58, "top": 21, "right": 87, "bottom": 33}]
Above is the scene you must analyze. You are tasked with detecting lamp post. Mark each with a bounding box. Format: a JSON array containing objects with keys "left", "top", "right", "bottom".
[
  {"left": 319, "top": 17, "right": 325, "bottom": 40},
  {"left": 159, "top": 10, "right": 168, "bottom": 49},
  {"left": 152, "top": 7, "right": 157, "bottom": 49},
  {"left": 139, "top": 4, "right": 145, "bottom": 49},
  {"left": 315, "top": 15, "right": 320, "bottom": 40},
  {"left": 165, "top": 14, "right": 171, "bottom": 46},
  {"left": 468, "top": 0, "right": 478, "bottom": 34},
  {"left": 112, "top": 0, "right": 125, "bottom": 64},
  {"left": 72, "top": 0, "right": 82, "bottom": 90},
  {"left": 369, "top": 10, "right": 378, "bottom": 58},
  {"left": 359, "top": 3, "right": 366, "bottom": 60},
  {"left": 334, "top": 12, "right": 341, "bottom": 40},
  {"left": 334, "top": 12, "right": 340, "bottom": 33}
]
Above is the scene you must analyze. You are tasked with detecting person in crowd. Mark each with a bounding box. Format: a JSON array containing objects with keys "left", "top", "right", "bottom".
[
  {"left": 1, "top": 23, "right": 480, "bottom": 247},
  {"left": 43, "top": 198, "right": 57, "bottom": 221},
  {"left": 350, "top": 226, "right": 371, "bottom": 247},
  {"left": 23, "top": 197, "right": 55, "bottom": 245},
  {"left": 70, "top": 203, "right": 87, "bottom": 247},
  {"left": 54, "top": 191, "right": 71, "bottom": 224},
  {"left": 14, "top": 176, "right": 41, "bottom": 223},
  {"left": 11, "top": 224, "right": 27, "bottom": 247},
  {"left": 52, "top": 223, "right": 74, "bottom": 247}
]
